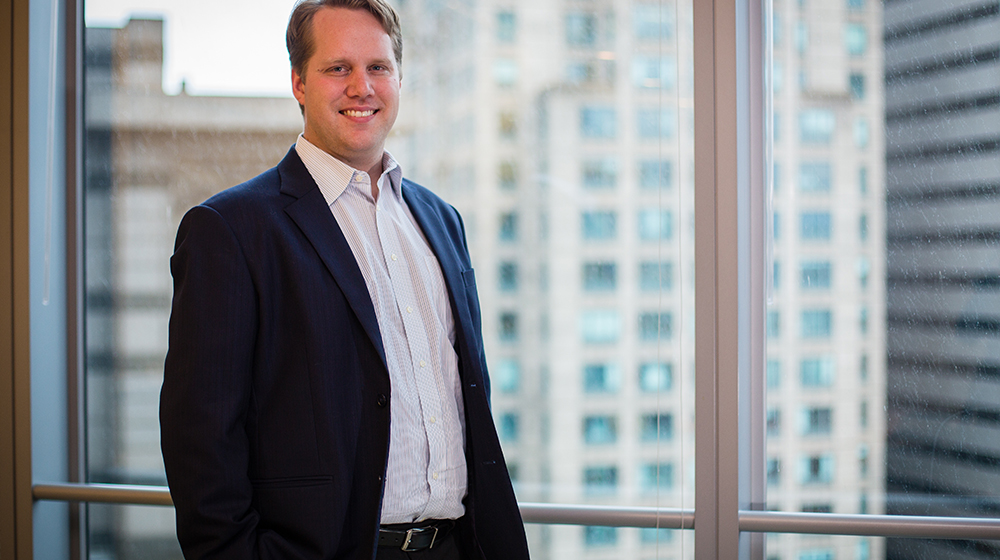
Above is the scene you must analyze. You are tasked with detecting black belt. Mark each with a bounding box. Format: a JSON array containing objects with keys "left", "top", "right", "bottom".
[{"left": 378, "top": 519, "right": 455, "bottom": 552}]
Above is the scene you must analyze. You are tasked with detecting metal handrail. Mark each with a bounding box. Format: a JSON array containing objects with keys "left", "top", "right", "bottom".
[{"left": 32, "top": 483, "right": 1000, "bottom": 540}]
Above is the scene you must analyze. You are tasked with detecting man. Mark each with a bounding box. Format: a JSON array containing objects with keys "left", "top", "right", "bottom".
[{"left": 159, "top": 0, "right": 530, "bottom": 558}]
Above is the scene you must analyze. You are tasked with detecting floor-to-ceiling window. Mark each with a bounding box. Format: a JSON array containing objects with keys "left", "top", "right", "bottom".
[{"left": 8, "top": 0, "right": 1000, "bottom": 559}]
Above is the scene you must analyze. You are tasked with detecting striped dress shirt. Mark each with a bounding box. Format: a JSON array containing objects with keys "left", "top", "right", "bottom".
[{"left": 295, "top": 137, "right": 467, "bottom": 524}]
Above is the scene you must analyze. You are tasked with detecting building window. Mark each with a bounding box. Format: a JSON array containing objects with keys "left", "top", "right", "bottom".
[
  {"left": 800, "top": 211, "right": 831, "bottom": 240},
  {"left": 799, "top": 162, "right": 831, "bottom": 192},
  {"left": 800, "top": 549, "right": 834, "bottom": 560},
  {"left": 639, "top": 462, "right": 674, "bottom": 490},
  {"left": 859, "top": 444, "right": 869, "bottom": 478},
  {"left": 800, "top": 260, "right": 831, "bottom": 289},
  {"left": 857, "top": 256, "right": 870, "bottom": 288},
  {"left": 495, "top": 359, "right": 520, "bottom": 393},
  {"left": 801, "top": 504, "right": 833, "bottom": 514},
  {"left": 859, "top": 213, "right": 869, "bottom": 241},
  {"left": 767, "top": 359, "right": 781, "bottom": 388},
  {"left": 499, "top": 412, "right": 519, "bottom": 442},
  {"left": 637, "top": 107, "right": 676, "bottom": 139},
  {"left": 583, "top": 415, "right": 618, "bottom": 444},
  {"left": 801, "top": 357, "right": 834, "bottom": 387},
  {"left": 583, "top": 363, "right": 621, "bottom": 393},
  {"left": 498, "top": 161, "right": 517, "bottom": 190},
  {"left": 499, "top": 312, "right": 518, "bottom": 342},
  {"left": 499, "top": 211, "right": 518, "bottom": 242},
  {"left": 582, "top": 158, "right": 617, "bottom": 189},
  {"left": 773, "top": 211, "right": 781, "bottom": 240},
  {"left": 496, "top": 10, "right": 516, "bottom": 42},
  {"left": 581, "top": 211, "right": 617, "bottom": 240},
  {"left": 854, "top": 117, "right": 869, "bottom": 148},
  {"left": 639, "top": 261, "right": 673, "bottom": 292},
  {"left": 844, "top": 23, "right": 868, "bottom": 56},
  {"left": 795, "top": 20, "right": 808, "bottom": 53},
  {"left": 633, "top": 3, "right": 675, "bottom": 40},
  {"left": 849, "top": 72, "right": 865, "bottom": 99},
  {"left": 581, "top": 107, "right": 616, "bottom": 138},
  {"left": 566, "top": 12, "right": 597, "bottom": 46},
  {"left": 767, "top": 408, "right": 781, "bottom": 436},
  {"left": 566, "top": 61, "right": 596, "bottom": 84},
  {"left": 799, "top": 109, "right": 836, "bottom": 144},
  {"left": 767, "top": 310, "right": 780, "bottom": 339},
  {"left": 583, "top": 526, "right": 617, "bottom": 546},
  {"left": 639, "top": 312, "right": 672, "bottom": 341},
  {"left": 767, "top": 458, "right": 781, "bottom": 486},
  {"left": 638, "top": 159, "right": 673, "bottom": 189},
  {"left": 801, "top": 309, "right": 832, "bottom": 338},
  {"left": 638, "top": 362, "right": 673, "bottom": 392},
  {"left": 640, "top": 413, "right": 673, "bottom": 441},
  {"left": 860, "top": 306, "right": 869, "bottom": 334},
  {"left": 498, "top": 261, "right": 518, "bottom": 292},
  {"left": 860, "top": 400, "right": 868, "bottom": 428},
  {"left": 801, "top": 454, "right": 834, "bottom": 484},
  {"left": 582, "top": 262, "right": 616, "bottom": 291},
  {"left": 772, "top": 260, "right": 781, "bottom": 290},
  {"left": 640, "top": 527, "right": 674, "bottom": 544},
  {"left": 580, "top": 310, "right": 621, "bottom": 343},
  {"left": 802, "top": 407, "right": 832, "bottom": 435},
  {"left": 631, "top": 56, "right": 677, "bottom": 90},
  {"left": 493, "top": 58, "right": 518, "bottom": 87},
  {"left": 499, "top": 111, "right": 517, "bottom": 139},
  {"left": 583, "top": 466, "right": 618, "bottom": 494},
  {"left": 859, "top": 166, "right": 868, "bottom": 195},
  {"left": 638, "top": 209, "right": 673, "bottom": 240}
]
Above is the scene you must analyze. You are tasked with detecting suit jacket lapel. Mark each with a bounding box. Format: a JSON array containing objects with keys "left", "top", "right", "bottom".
[
  {"left": 401, "top": 180, "right": 471, "bottom": 345},
  {"left": 277, "top": 149, "right": 388, "bottom": 369}
]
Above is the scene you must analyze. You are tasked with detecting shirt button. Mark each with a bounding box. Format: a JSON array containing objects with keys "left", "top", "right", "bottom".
[
  {"left": 377, "top": 394, "right": 388, "bottom": 408},
  {"left": 391, "top": 254, "right": 398, "bottom": 261},
  {"left": 432, "top": 472, "right": 439, "bottom": 480},
  {"left": 429, "top": 416, "right": 437, "bottom": 424},
  {"left": 406, "top": 306, "right": 413, "bottom": 313},
  {"left": 420, "top": 360, "right": 426, "bottom": 368}
]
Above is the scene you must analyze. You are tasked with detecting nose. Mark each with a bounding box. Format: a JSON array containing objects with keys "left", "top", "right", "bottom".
[{"left": 346, "top": 70, "right": 374, "bottom": 98}]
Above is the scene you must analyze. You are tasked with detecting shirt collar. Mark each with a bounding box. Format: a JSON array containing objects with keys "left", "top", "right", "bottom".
[{"left": 294, "top": 134, "right": 403, "bottom": 206}]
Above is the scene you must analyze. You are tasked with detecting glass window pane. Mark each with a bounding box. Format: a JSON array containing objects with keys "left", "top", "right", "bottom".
[{"left": 84, "top": 0, "right": 694, "bottom": 556}]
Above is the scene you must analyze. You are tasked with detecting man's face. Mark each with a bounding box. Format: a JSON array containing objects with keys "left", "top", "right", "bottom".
[{"left": 292, "top": 7, "right": 400, "bottom": 171}]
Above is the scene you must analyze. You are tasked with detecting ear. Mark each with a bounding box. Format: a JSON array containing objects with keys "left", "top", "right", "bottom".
[{"left": 291, "top": 68, "right": 307, "bottom": 106}]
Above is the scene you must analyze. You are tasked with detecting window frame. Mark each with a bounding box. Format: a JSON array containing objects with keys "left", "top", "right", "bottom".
[{"left": 7, "top": 0, "right": 1000, "bottom": 559}]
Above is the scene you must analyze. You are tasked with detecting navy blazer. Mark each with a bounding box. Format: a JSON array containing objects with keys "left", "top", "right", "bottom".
[{"left": 160, "top": 148, "right": 529, "bottom": 559}]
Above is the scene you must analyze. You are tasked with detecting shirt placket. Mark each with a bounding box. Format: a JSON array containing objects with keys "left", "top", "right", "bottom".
[{"left": 373, "top": 183, "right": 450, "bottom": 515}]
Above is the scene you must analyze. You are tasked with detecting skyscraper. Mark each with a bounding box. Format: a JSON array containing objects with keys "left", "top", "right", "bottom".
[{"left": 884, "top": 2, "right": 1000, "bottom": 558}]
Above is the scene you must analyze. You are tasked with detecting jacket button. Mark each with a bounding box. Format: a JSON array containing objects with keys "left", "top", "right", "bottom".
[{"left": 377, "top": 394, "right": 388, "bottom": 407}]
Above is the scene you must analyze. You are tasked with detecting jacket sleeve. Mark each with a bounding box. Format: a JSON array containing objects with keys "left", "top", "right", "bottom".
[{"left": 160, "top": 204, "right": 261, "bottom": 558}]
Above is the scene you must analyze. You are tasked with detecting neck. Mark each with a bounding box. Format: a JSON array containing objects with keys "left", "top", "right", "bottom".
[{"left": 366, "top": 158, "right": 384, "bottom": 201}]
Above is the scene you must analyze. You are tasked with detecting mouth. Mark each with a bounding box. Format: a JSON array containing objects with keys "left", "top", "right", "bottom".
[{"left": 341, "top": 109, "right": 377, "bottom": 117}]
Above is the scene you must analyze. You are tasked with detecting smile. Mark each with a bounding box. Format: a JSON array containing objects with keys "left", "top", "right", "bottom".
[{"left": 342, "top": 109, "right": 377, "bottom": 117}]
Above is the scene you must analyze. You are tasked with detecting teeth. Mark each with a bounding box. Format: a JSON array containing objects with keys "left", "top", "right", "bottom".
[{"left": 343, "top": 109, "right": 375, "bottom": 117}]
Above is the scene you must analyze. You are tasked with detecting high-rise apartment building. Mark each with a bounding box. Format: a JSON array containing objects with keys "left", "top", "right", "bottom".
[
  {"left": 84, "top": 19, "right": 302, "bottom": 557},
  {"left": 883, "top": 2, "right": 1000, "bottom": 559},
  {"left": 765, "top": 1, "right": 886, "bottom": 559}
]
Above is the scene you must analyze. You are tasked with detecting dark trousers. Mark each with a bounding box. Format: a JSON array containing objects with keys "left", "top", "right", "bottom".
[{"left": 375, "top": 532, "right": 463, "bottom": 560}]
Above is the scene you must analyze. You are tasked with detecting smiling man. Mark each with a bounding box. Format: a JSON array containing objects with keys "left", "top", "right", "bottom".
[{"left": 159, "top": 1, "right": 530, "bottom": 558}]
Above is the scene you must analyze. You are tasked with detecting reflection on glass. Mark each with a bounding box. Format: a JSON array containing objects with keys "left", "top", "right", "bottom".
[
  {"left": 84, "top": 0, "right": 693, "bottom": 557},
  {"left": 883, "top": 0, "right": 1000, "bottom": 558}
]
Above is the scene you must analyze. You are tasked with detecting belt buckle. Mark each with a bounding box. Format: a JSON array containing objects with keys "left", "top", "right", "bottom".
[{"left": 400, "top": 526, "right": 439, "bottom": 552}]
